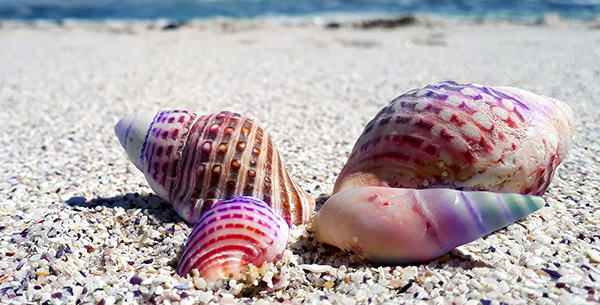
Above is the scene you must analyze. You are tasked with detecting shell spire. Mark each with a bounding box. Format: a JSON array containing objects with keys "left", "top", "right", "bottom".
[
  {"left": 114, "top": 110, "right": 315, "bottom": 226},
  {"left": 177, "top": 197, "right": 289, "bottom": 280},
  {"left": 334, "top": 81, "right": 574, "bottom": 196},
  {"left": 313, "top": 186, "right": 545, "bottom": 264}
]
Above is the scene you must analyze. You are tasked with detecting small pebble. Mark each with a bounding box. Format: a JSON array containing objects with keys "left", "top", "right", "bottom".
[
  {"left": 130, "top": 276, "right": 143, "bottom": 285},
  {"left": 541, "top": 268, "right": 562, "bottom": 279},
  {"left": 584, "top": 249, "right": 600, "bottom": 263},
  {"left": 299, "top": 264, "right": 331, "bottom": 273}
]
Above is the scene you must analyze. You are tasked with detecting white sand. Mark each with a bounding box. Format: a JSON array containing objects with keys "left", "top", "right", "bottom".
[{"left": 1, "top": 20, "right": 599, "bottom": 304}]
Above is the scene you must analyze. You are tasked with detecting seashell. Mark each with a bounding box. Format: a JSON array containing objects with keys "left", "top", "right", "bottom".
[
  {"left": 114, "top": 110, "right": 314, "bottom": 226},
  {"left": 315, "top": 81, "right": 572, "bottom": 264},
  {"left": 334, "top": 81, "right": 574, "bottom": 196},
  {"left": 177, "top": 196, "right": 289, "bottom": 280},
  {"left": 312, "top": 186, "right": 545, "bottom": 264}
]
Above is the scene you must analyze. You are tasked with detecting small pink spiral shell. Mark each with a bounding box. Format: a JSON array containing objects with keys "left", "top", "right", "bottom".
[{"left": 177, "top": 196, "right": 289, "bottom": 280}]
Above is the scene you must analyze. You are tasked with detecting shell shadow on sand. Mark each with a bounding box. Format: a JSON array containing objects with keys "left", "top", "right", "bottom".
[
  {"left": 65, "top": 193, "right": 184, "bottom": 224},
  {"left": 63, "top": 194, "right": 188, "bottom": 273}
]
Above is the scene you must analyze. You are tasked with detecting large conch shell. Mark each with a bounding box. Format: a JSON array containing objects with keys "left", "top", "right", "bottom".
[
  {"left": 115, "top": 110, "right": 314, "bottom": 226},
  {"left": 315, "top": 81, "right": 574, "bottom": 264},
  {"left": 334, "top": 81, "right": 574, "bottom": 196},
  {"left": 313, "top": 187, "right": 544, "bottom": 264},
  {"left": 178, "top": 196, "right": 289, "bottom": 280}
]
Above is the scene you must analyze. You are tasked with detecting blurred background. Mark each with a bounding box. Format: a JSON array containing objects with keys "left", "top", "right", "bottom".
[{"left": 1, "top": 0, "right": 599, "bottom": 22}]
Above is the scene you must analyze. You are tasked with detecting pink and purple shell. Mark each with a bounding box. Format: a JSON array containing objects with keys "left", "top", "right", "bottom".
[
  {"left": 334, "top": 81, "right": 574, "bottom": 196},
  {"left": 313, "top": 186, "right": 545, "bottom": 264},
  {"left": 177, "top": 196, "right": 290, "bottom": 280},
  {"left": 115, "top": 110, "right": 315, "bottom": 226}
]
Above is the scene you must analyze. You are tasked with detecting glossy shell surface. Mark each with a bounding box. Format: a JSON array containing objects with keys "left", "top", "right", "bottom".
[
  {"left": 313, "top": 186, "right": 545, "bottom": 264},
  {"left": 334, "top": 81, "right": 574, "bottom": 196},
  {"left": 177, "top": 196, "right": 289, "bottom": 280},
  {"left": 115, "top": 110, "right": 315, "bottom": 226}
]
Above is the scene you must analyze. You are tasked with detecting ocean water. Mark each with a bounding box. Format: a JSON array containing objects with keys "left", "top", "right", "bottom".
[{"left": 1, "top": 0, "right": 599, "bottom": 21}]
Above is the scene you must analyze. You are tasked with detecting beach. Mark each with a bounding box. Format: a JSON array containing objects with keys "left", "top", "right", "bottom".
[{"left": 1, "top": 18, "right": 599, "bottom": 304}]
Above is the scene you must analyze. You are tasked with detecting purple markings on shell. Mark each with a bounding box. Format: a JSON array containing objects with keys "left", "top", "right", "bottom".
[
  {"left": 114, "top": 110, "right": 315, "bottom": 226},
  {"left": 334, "top": 81, "right": 574, "bottom": 196},
  {"left": 177, "top": 196, "right": 290, "bottom": 280},
  {"left": 313, "top": 186, "right": 545, "bottom": 264}
]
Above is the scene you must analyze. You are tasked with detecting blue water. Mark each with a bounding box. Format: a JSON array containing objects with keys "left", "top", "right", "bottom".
[{"left": 1, "top": 0, "right": 599, "bottom": 21}]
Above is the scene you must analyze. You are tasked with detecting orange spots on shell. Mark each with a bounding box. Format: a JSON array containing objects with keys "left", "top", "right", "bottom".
[
  {"left": 217, "top": 143, "right": 228, "bottom": 153},
  {"left": 241, "top": 127, "right": 251, "bottom": 137},
  {"left": 209, "top": 123, "right": 220, "bottom": 132}
]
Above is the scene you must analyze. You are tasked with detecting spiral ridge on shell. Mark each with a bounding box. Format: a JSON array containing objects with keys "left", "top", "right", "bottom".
[
  {"left": 177, "top": 196, "right": 290, "bottom": 280},
  {"left": 115, "top": 110, "right": 315, "bottom": 226},
  {"left": 334, "top": 81, "right": 574, "bottom": 196}
]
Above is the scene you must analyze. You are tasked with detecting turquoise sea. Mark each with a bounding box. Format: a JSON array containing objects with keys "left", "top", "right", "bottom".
[{"left": 1, "top": 0, "right": 599, "bottom": 21}]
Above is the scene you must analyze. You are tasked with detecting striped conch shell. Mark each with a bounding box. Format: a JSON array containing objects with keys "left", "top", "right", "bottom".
[
  {"left": 178, "top": 196, "right": 289, "bottom": 280},
  {"left": 114, "top": 110, "right": 314, "bottom": 226},
  {"left": 334, "top": 81, "right": 574, "bottom": 196},
  {"left": 314, "top": 81, "right": 573, "bottom": 264}
]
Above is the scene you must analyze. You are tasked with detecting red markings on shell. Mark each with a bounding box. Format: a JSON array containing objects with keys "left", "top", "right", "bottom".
[
  {"left": 334, "top": 81, "right": 574, "bottom": 196},
  {"left": 114, "top": 110, "right": 315, "bottom": 226},
  {"left": 177, "top": 196, "right": 289, "bottom": 280}
]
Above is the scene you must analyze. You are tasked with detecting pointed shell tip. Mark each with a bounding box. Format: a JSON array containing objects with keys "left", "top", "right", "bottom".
[{"left": 114, "top": 113, "right": 136, "bottom": 150}]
